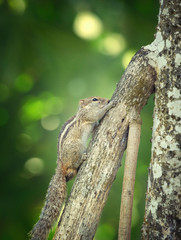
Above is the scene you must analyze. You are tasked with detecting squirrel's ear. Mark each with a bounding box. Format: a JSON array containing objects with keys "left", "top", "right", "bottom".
[{"left": 79, "top": 99, "right": 84, "bottom": 107}]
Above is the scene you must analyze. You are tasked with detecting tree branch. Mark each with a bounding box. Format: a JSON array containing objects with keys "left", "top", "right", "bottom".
[{"left": 54, "top": 49, "right": 156, "bottom": 240}]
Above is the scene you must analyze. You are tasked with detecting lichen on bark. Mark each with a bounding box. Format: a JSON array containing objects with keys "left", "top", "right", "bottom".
[{"left": 142, "top": 0, "right": 181, "bottom": 239}]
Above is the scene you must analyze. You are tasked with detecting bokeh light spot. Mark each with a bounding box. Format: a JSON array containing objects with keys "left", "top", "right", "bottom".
[
  {"left": 122, "top": 50, "right": 136, "bottom": 69},
  {"left": 20, "top": 93, "right": 63, "bottom": 123},
  {"left": 99, "top": 33, "right": 126, "bottom": 56},
  {"left": 0, "top": 107, "right": 9, "bottom": 126},
  {"left": 8, "top": 0, "right": 26, "bottom": 14},
  {"left": 43, "top": 95, "right": 63, "bottom": 115},
  {"left": 15, "top": 74, "right": 34, "bottom": 93},
  {"left": 0, "top": 83, "right": 10, "bottom": 102},
  {"left": 16, "top": 133, "right": 33, "bottom": 152},
  {"left": 41, "top": 116, "right": 60, "bottom": 131},
  {"left": 73, "top": 11, "right": 103, "bottom": 40},
  {"left": 24, "top": 157, "right": 44, "bottom": 175},
  {"left": 21, "top": 97, "right": 44, "bottom": 122}
]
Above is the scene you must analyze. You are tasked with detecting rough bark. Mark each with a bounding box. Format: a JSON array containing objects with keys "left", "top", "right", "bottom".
[
  {"left": 53, "top": 50, "right": 156, "bottom": 240},
  {"left": 142, "top": 0, "right": 181, "bottom": 239}
]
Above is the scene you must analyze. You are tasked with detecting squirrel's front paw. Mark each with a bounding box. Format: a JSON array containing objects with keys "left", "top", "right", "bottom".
[
  {"left": 110, "top": 99, "right": 118, "bottom": 107},
  {"left": 81, "top": 153, "right": 88, "bottom": 161}
]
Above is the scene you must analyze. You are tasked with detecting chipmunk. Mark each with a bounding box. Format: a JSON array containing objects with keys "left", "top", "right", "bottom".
[{"left": 31, "top": 96, "right": 116, "bottom": 240}]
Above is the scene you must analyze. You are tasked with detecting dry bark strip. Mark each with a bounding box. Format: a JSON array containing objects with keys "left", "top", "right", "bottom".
[
  {"left": 118, "top": 116, "right": 142, "bottom": 240},
  {"left": 53, "top": 49, "right": 156, "bottom": 240}
]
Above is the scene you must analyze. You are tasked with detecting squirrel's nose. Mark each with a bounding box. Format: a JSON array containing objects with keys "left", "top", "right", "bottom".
[{"left": 107, "top": 99, "right": 110, "bottom": 103}]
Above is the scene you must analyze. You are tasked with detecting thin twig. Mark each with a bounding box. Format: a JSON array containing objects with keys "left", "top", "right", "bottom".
[{"left": 118, "top": 114, "right": 142, "bottom": 240}]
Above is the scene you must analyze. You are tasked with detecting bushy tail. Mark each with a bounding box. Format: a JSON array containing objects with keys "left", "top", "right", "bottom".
[{"left": 31, "top": 163, "right": 66, "bottom": 240}]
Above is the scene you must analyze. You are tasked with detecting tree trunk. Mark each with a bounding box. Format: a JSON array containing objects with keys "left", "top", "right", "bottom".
[
  {"left": 142, "top": 0, "right": 181, "bottom": 239},
  {"left": 54, "top": 0, "right": 181, "bottom": 239}
]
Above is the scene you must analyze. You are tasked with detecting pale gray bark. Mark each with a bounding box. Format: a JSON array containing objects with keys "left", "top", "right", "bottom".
[{"left": 142, "top": 0, "right": 181, "bottom": 239}]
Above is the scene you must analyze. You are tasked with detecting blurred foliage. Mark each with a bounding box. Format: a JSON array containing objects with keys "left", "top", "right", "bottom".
[{"left": 0, "top": 0, "right": 159, "bottom": 239}]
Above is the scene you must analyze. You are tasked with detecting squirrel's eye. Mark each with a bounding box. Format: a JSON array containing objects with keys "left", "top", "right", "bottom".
[{"left": 92, "top": 98, "right": 98, "bottom": 101}]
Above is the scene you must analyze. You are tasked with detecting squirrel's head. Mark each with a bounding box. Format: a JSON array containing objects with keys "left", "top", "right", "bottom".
[{"left": 79, "top": 97, "right": 109, "bottom": 110}]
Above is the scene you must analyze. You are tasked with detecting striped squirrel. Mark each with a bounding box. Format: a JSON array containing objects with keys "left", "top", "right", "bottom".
[{"left": 31, "top": 96, "right": 117, "bottom": 240}]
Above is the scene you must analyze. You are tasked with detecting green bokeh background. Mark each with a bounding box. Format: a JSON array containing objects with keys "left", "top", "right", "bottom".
[{"left": 0, "top": 1, "right": 159, "bottom": 239}]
